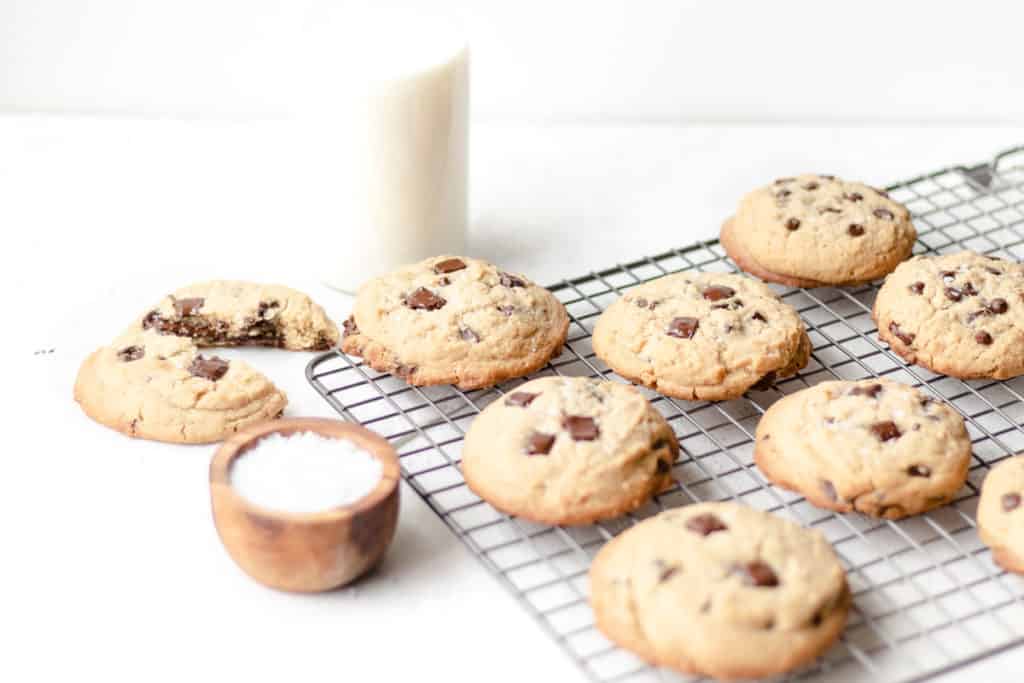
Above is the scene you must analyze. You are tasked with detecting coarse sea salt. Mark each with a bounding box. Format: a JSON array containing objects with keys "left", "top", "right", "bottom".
[{"left": 230, "top": 431, "right": 383, "bottom": 513}]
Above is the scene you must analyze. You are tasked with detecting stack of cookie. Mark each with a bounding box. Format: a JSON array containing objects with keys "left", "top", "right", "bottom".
[{"left": 75, "top": 281, "right": 339, "bottom": 444}]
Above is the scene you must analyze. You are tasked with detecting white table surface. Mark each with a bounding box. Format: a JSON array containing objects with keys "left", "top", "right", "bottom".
[{"left": 5, "top": 116, "right": 1024, "bottom": 682}]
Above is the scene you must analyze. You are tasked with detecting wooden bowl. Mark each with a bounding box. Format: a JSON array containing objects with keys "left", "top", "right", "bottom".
[{"left": 209, "top": 417, "right": 400, "bottom": 592}]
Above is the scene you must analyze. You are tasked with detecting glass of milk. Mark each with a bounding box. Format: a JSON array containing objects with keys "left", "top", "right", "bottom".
[{"left": 302, "top": 11, "right": 469, "bottom": 293}]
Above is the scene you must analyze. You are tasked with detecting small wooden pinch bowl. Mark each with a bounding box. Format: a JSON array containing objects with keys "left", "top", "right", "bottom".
[{"left": 210, "top": 417, "right": 400, "bottom": 593}]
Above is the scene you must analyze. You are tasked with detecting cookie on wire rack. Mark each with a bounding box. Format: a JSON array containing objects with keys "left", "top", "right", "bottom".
[
  {"left": 874, "top": 250, "right": 1024, "bottom": 379},
  {"left": 341, "top": 255, "right": 569, "bottom": 390},
  {"left": 589, "top": 502, "right": 851, "bottom": 680},
  {"left": 754, "top": 379, "right": 971, "bottom": 519},
  {"left": 592, "top": 271, "right": 810, "bottom": 401},
  {"left": 461, "top": 376, "right": 679, "bottom": 526},
  {"left": 978, "top": 456, "right": 1024, "bottom": 574},
  {"left": 721, "top": 173, "right": 916, "bottom": 287}
]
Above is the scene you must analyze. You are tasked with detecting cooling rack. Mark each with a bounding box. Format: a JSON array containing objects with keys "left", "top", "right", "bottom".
[{"left": 307, "top": 145, "right": 1024, "bottom": 682}]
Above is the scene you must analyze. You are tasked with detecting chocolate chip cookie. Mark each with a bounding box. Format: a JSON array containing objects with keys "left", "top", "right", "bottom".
[
  {"left": 341, "top": 256, "right": 569, "bottom": 389},
  {"left": 461, "top": 377, "right": 679, "bottom": 525},
  {"left": 590, "top": 502, "right": 850, "bottom": 680},
  {"left": 721, "top": 174, "right": 916, "bottom": 286},
  {"left": 874, "top": 251, "right": 1024, "bottom": 379},
  {"left": 978, "top": 456, "right": 1024, "bottom": 574},
  {"left": 592, "top": 272, "right": 810, "bottom": 401},
  {"left": 74, "top": 326, "right": 287, "bottom": 444},
  {"left": 755, "top": 379, "right": 970, "bottom": 519},
  {"left": 141, "top": 280, "right": 339, "bottom": 350}
]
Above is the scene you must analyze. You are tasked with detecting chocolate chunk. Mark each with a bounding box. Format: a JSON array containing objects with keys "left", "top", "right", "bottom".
[
  {"left": 342, "top": 316, "right": 359, "bottom": 337},
  {"left": 635, "top": 297, "right": 649, "bottom": 308},
  {"left": 405, "top": 287, "right": 446, "bottom": 311},
  {"left": 988, "top": 298, "right": 1009, "bottom": 314},
  {"left": 1003, "top": 493, "right": 1022, "bottom": 512},
  {"left": 459, "top": 327, "right": 480, "bottom": 343},
  {"left": 702, "top": 285, "right": 736, "bottom": 301},
  {"left": 844, "top": 192, "right": 864, "bottom": 202},
  {"left": 526, "top": 431, "right": 556, "bottom": 455},
  {"left": 658, "top": 565, "right": 680, "bottom": 583},
  {"left": 873, "top": 208, "right": 894, "bottom": 220},
  {"left": 667, "top": 316, "right": 699, "bottom": 339},
  {"left": 908, "top": 465, "right": 931, "bottom": 477},
  {"left": 804, "top": 182, "right": 819, "bottom": 191},
  {"left": 497, "top": 305, "right": 515, "bottom": 316},
  {"left": 871, "top": 421, "right": 901, "bottom": 442},
  {"left": 945, "top": 287, "right": 962, "bottom": 302},
  {"left": 499, "top": 272, "right": 526, "bottom": 288},
  {"left": 188, "top": 355, "right": 229, "bottom": 381},
  {"left": 889, "top": 321, "right": 915, "bottom": 346},
  {"left": 822, "top": 480, "right": 838, "bottom": 502},
  {"left": 563, "top": 415, "right": 599, "bottom": 441},
  {"left": 976, "top": 331, "right": 993, "bottom": 345},
  {"left": 909, "top": 281, "right": 925, "bottom": 294},
  {"left": 505, "top": 392, "right": 539, "bottom": 407},
  {"left": 174, "top": 297, "right": 205, "bottom": 317},
  {"left": 436, "top": 276, "right": 451, "bottom": 286},
  {"left": 433, "top": 258, "right": 467, "bottom": 274},
  {"left": 737, "top": 561, "right": 779, "bottom": 587},
  {"left": 141, "top": 310, "right": 160, "bottom": 329},
  {"left": 685, "top": 513, "right": 728, "bottom": 536},
  {"left": 785, "top": 217, "right": 801, "bottom": 231},
  {"left": 850, "top": 383, "right": 883, "bottom": 398},
  {"left": 117, "top": 345, "right": 144, "bottom": 362},
  {"left": 752, "top": 311, "right": 767, "bottom": 323},
  {"left": 847, "top": 223, "right": 865, "bottom": 236}
]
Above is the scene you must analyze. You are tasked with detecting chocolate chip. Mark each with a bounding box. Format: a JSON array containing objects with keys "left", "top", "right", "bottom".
[
  {"left": 976, "top": 331, "right": 993, "bottom": 345},
  {"left": 1003, "top": 493, "right": 1021, "bottom": 512},
  {"left": 909, "top": 281, "right": 925, "bottom": 294},
  {"left": 117, "top": 345, "right": 144, "bottom": 362},
  {"left": 656, "top": 458, "right": 671, "bottom": 474},
  {"left": 505, "top": 392, "right": 539, "bottom": 407},
  {"left": 889, "top": 321, "right": 915, "bottom": 346},
  {"left": 821, "top": 207, "right": 841, "bottom": 214},
  {"left": 141, "top": 310, "right": 160, "bottom": 329},
  {"left": 986, "top": 267, "right": 1002, "bottom": 275},
  {"left": 988, "top": 298, "right": 1009, "bottom": 314},
  {"left": 702, "top": 285, "right": 736, "bottom": 301},
  {"left": 822, "top": 480, "right": 838, "bottom": 502},
  {"left": 963, "top": 282, "right": 978, "bottom": 296},
  {"left": 945, "top": 287, "right": 962, "bottom": 302},
  {"left": 635, "top": 297, "right": 649, "bottom": 308},
  {"left": 405, "top": 287, "right": 446, "bottom": 310},
  {"left": 497, "top": 305, "right": 515, "bottom": 316},
  {"left": 188, "top": 355, "right": 229, "bottom": 381},
  {"left": 563, "top": 415, "right": 599, "bottom": 441},
  {"left": 257, "top": 300, "right": 279, "bottom": 319},
  {"left": 459, "top": 327, "right": 480, "bottom": 343},
  {"left": 526, "top": 432, "right": 555, "bottom": 455},
  {"left": 873, "top": 208, "right": 894, "bottom": 220},
  {"left": 499, "top": 272, "right": 526, "bottom": 288},
  {"left": 776, "top": 189, "right": 792, "bottom": 199},
  {"left": 774, "top": 177, "right": 795, "bottom": 184},
  {"left": 752, "top": 312, "right": 767, "bottom": 323},
  {"left": 174, "top": 297, "right": 205, "bottom": 317},
  {"left": 785, "top": 217, "right": 801, "bottom": 231},
  {"left": 433, "top": 258, "right": 467, "bottom": 274},
  {"left": 876, "top": 188, "right": 891, "bottom": 198},
  {"left": 737, "top": 561, "right": 779, "bottom": 587},
  {"left": 804, "top": 182, "right": 819, "bottom": 191},
  {"left": 871, "top": 421, "right": 901, "bottom": 442},
  {"left": 658, "top": 565, "right": 680, "bottom": 583},
  {"left": 342, "top": 316, "right": 359, "bottom": 337},
  {"left": 667, "top": 317, "right": 699, "bottom": 339},
  {"left": 436, "top": 277, "right": 451, "bottom": 286},
  {"left": 685, "top": 514, "right": 728, "bottom": 536},
  {"left": 848, "top": 223, "right": 865, "bottom": 236},
  {"left": 908, "top": 465, "right": 931, "bottom": 477},
  {"left": 849, "top": 383, "right": 883, "bottom": 398},
  {"left": 844, "top": 192, "right": 864, "bottom": 202}
]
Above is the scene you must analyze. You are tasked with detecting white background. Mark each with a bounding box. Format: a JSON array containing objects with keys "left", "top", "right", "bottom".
[
  {"left": 3, "top": 0, "right": 1024, "bottom": 123},
  {"left": 5, "top": 2, "right": 1024, "bottom": 683}
]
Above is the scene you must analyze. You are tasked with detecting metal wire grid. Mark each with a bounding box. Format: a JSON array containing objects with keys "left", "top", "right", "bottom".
[{"left": 307, "top": 146, "right": 1024, "bottom": 683}]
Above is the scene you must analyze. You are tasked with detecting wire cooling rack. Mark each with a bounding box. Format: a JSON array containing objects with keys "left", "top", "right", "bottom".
[{"left": 307, "top": 145, "right": 1024, "bottom": 683}]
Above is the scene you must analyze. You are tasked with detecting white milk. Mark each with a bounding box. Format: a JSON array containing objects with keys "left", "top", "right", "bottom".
[{"left": 303, "top": 13, "right": 469, "bottom": 293}]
